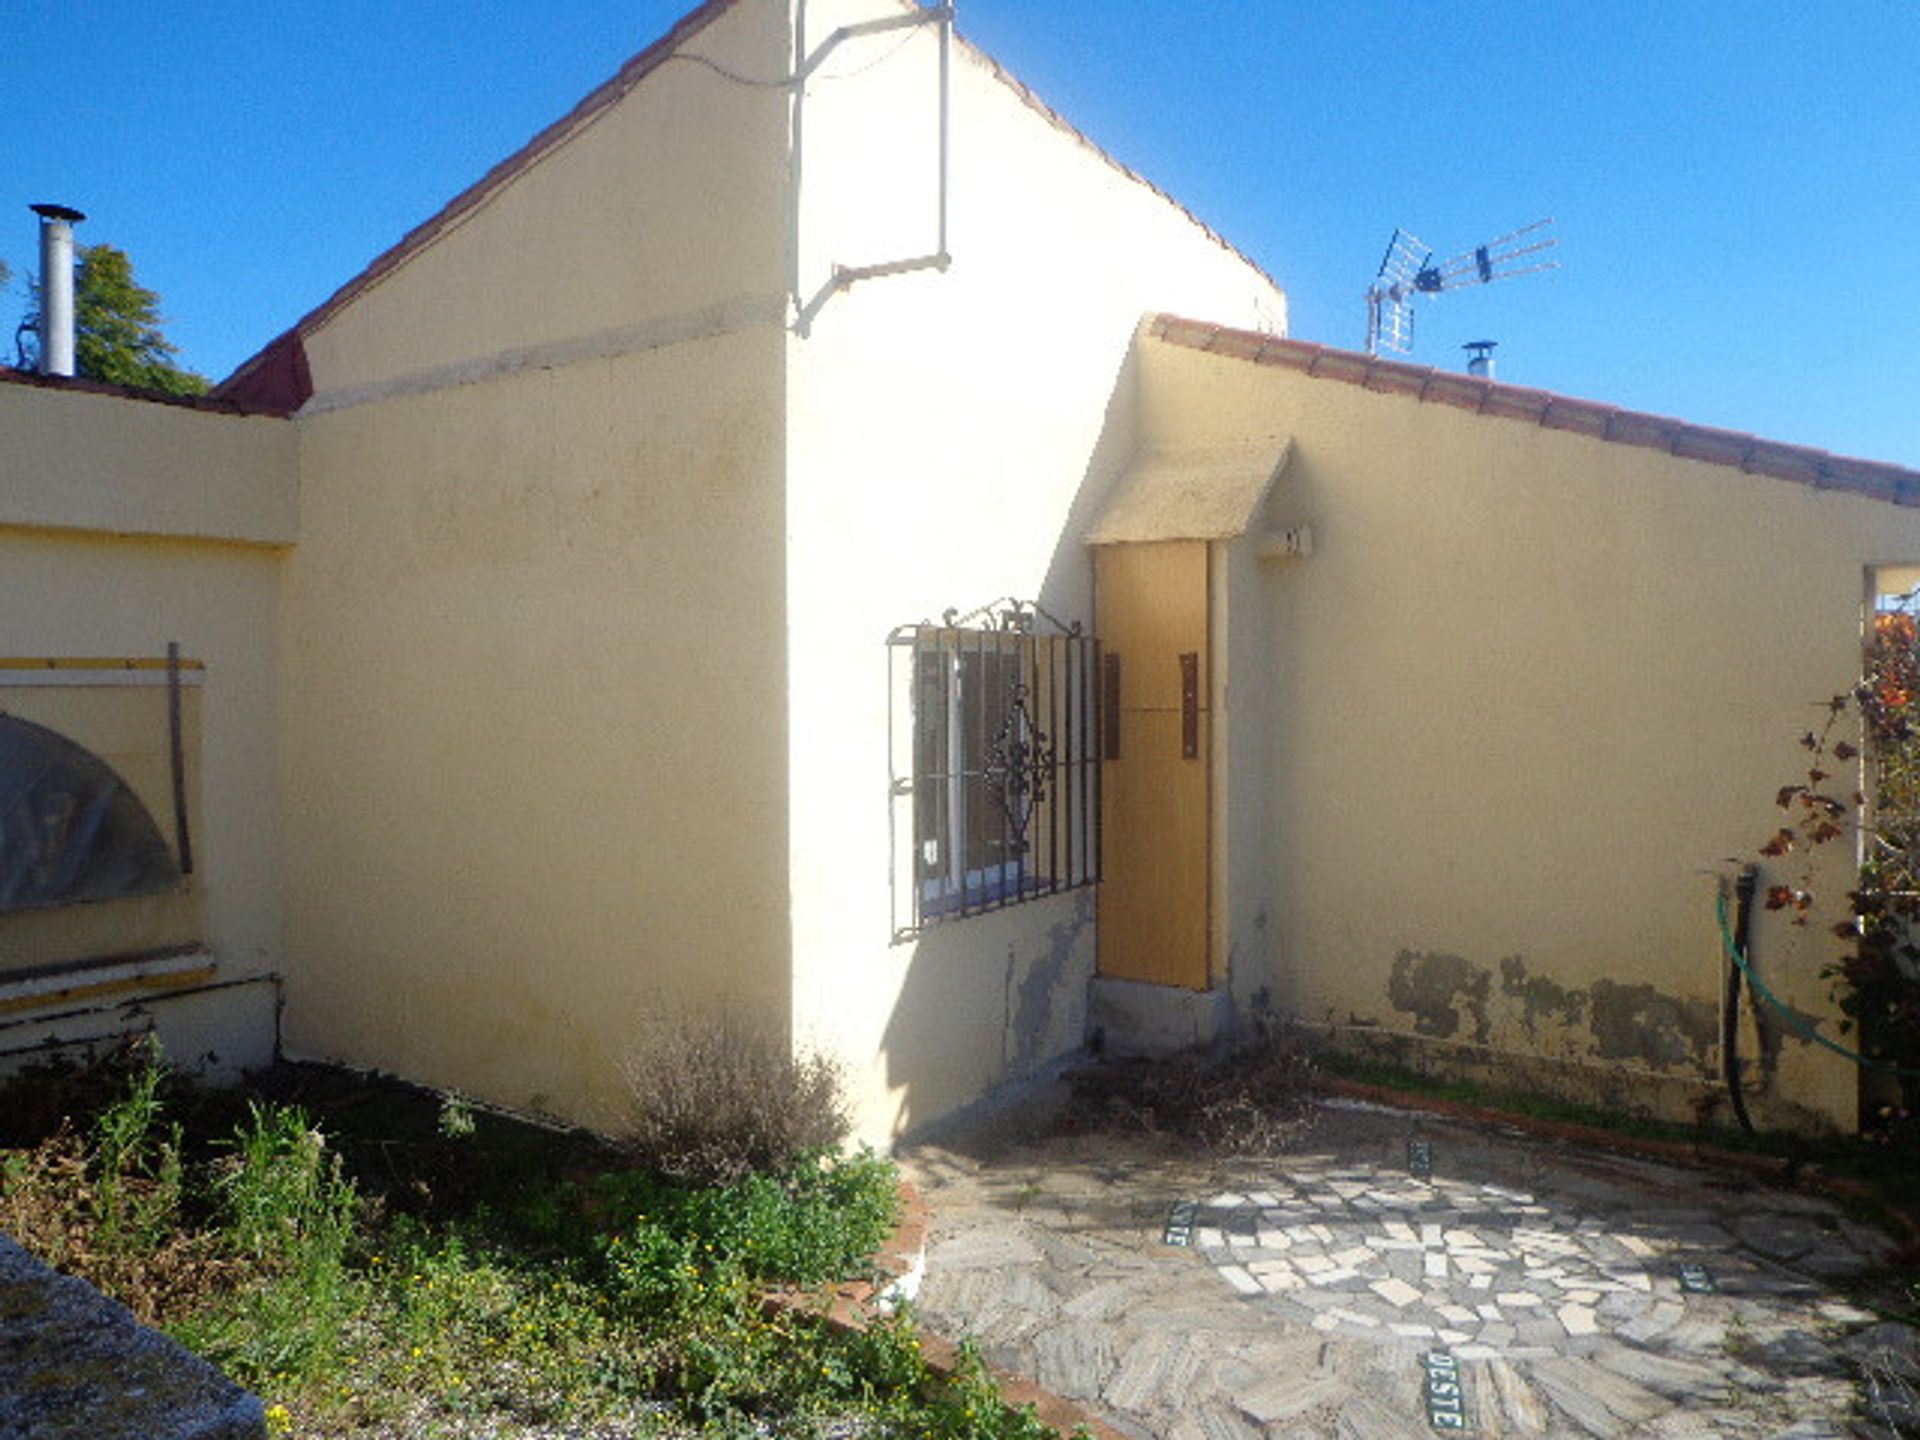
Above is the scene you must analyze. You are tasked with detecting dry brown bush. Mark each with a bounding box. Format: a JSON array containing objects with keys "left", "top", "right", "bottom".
[
  {"left": 0, "top": 1123, "right": 236, "bottom": 1325},
  {"left": 619, "top": 1018, "right": 850, "bottom": 1186},
  {"left": 1067, "top": 1023, "right": 1319, "bottom": 1155}
]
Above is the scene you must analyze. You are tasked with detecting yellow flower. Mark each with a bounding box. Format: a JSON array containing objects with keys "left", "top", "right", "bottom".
[{"left": 263, "top": 1403, "right": 292, "bottom": 1436}]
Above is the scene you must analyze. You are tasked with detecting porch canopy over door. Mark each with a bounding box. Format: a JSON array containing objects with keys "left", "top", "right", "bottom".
[{"left": 1086, "top": 437, "right": 1291, "bottom": 991}]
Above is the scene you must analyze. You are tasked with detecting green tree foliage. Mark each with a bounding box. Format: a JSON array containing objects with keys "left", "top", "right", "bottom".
[{"left": 71, "top": 243, "right": 208, "bottom": 396}]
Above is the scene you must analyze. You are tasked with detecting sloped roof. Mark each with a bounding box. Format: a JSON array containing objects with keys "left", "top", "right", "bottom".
[
  {"left": 1085, "top": 437, "right": 1292, "bottom": 544},
  {"left": 215, "top": 0, "right": 740, "bottom": 414},
  {"left": 217, "top": 1, "right": 1278, "bottom": 416},
  {"left": 0, "top": 364, "right": 285, "bottom": 418},
  {"left": 1148, "top": 315, "right": 1920, "bottom": 510}
]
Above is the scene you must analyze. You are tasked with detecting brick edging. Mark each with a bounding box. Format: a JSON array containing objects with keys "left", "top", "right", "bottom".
[
  {"left": 1317, "top": 1076, "right": 1920, "bottom": 1250},
  {"left": 761, "top": 1178, "right": 1132, "bottom": 1440}
]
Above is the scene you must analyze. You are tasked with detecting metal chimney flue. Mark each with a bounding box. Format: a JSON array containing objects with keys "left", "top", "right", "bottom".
[
  {"left": 30, "top": 203, "right": 86, "bottom": 377},
  {"left": 1463, "top": 339, "right": 1497, "bottom": 380}
]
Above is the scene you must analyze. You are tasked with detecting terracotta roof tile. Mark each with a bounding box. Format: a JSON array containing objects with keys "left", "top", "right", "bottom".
[
  {"left": 1416, "top": 373, "right": 1488, "bottom": 413},
  {"left": 1147, "top": 315, "right": 1920, "bottom": 509},
  {"left": 1536, "top": 399, "right": 1611, "bottom": 440},
  {"left": 211, "top": 331, "right": 311, "bottom": 417},
  {"left": 1360, "top": 366, "right": 1425, "bottom": 399},
  {"left": 0, "top": 365, "right": 288, "bottom": 419}
]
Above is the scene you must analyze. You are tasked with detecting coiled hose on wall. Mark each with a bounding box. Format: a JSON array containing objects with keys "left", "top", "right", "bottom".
[
  {"left": 1723, "top": 866, "right": 1759, "bottom": 1134},
  {"left": 1716, "top": 869, "right": 1920, "bottom": 1135}
]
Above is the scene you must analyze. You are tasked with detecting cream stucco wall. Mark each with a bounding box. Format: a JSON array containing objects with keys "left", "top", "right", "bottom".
[
  {"left": 298, "top": 1, "right": 791, "bottom": 401},
  {"left": 1220, "top": 525, "right": 1281, "bottom": 1021},
  {"left": 781, "top": 0, "right": 1287, "bottom": 1141},
  {"left": 0, "top": 383, "right": 295, "bottom": 544},
  {"left": 0, "top": 387, "right": 289, "bottom": 1054},
  {"left": 276, "top": 0, "right": 794, "bottom": 1126},
  {"left": 1140, "top": 337, "right": 1920, "bottom": 1130},
  {"left": 25, "top": 1, "right": 1909, "bottom": 1147}
]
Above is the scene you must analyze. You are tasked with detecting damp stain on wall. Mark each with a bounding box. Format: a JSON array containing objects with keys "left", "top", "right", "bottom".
[
  {"left": 1007, "top": 898, "right": 1094, "bottom": 1073},
  {"left": 1388, "top": 950, "right": 1492, "bottom": 1043},
  {"left": 1498, "top": 955, "right": 1586, "bottom": 1037},
  {"left": 1381, "top": 952, "right": 1718, "bottom": 1075},
  {"left": 1587, "top": 978, "right": 1718, "bottom": 1069}
]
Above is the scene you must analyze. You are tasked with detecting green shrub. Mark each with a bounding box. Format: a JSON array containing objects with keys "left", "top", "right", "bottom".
[
  {"left": 4, "top": 1058, "right": 1081, "bottom": 1440},
  {"left": 597, "top": 1146, "right": 897, "bottom": 1295},
  {"left": 620, "top": 1018, "right": 851, "bottom": 1185}
]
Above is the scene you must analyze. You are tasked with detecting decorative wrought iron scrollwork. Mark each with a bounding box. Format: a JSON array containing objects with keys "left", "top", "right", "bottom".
[
  {"left": 937, "top": 596, "right": 1082, "bottom": 637},
  {"left": 887, "top": 595, "right": 1101, "bottom": 939},
  {"left": 983, "top": 676, "right": 1057, "bottom": 857}
]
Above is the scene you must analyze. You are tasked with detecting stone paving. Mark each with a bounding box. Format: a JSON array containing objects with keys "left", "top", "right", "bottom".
[{"left": 902, "top": 1095, "right": 1920, "bottom": 1439}]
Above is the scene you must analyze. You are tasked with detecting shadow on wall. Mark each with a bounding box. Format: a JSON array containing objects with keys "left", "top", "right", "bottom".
[
  {"left": 879, "top": 890, "right": 1095, "bottom": 1139},
  {"left": 876, "top": 344, "right": 1146, "bottom": 1139}
]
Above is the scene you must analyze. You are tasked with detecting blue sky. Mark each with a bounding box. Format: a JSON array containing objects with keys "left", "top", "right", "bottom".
[{"left": 4, "top": 3, "right": 1914, "bottom": 467}]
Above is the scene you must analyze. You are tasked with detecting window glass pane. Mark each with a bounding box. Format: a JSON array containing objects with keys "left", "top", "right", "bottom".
[{"left": 895, "top": 610, "right": 1098, "bottom": 935}]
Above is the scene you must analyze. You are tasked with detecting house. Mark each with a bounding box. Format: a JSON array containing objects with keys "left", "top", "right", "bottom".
[{"left": 3, "top": 0, "right": 1915, "bottom": 1142}]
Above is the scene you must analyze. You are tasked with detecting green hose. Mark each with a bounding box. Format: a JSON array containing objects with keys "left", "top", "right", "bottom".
[{"left": 1715, "top": 887, "right": 1920, "bottom": 1080}]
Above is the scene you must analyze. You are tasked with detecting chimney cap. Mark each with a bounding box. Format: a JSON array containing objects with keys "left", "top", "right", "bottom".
[{"left": 30, "top": 203, "right": 86, "bottom": 223}]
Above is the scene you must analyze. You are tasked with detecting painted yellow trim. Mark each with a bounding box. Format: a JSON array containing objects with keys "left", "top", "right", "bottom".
[
  {"left": 0, "top": 657, "right": 205, "bottom": 671},
  {"left": 0, "top": 964, "right": 217, "bottom": 1016}
]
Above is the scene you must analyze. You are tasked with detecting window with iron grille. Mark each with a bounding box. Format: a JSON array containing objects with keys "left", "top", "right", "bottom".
[{"left": 888, "top": 599, "right": 1100, "bottom": 941}]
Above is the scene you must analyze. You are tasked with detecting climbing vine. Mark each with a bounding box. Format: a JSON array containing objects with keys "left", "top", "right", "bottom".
[{"left": 1758, "top": 606, "right": 1920, "bottom": 1122}]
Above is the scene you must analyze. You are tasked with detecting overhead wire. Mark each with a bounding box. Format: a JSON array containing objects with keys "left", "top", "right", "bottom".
[{"left": 666, "top": 24, "right": 923, "bottom": 91}]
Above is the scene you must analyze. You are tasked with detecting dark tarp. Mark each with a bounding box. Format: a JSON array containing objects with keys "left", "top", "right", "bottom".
[{"left": 0, "top": 714, "right": 180, "bottom": 912}]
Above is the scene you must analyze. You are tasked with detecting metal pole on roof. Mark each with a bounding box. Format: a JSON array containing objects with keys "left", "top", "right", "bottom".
[
  {"left": 31, "top": 203, "right": 85, "bottom": 377},
  {"left": 937, "top": 0, "right": 951, "bottom": 263}
]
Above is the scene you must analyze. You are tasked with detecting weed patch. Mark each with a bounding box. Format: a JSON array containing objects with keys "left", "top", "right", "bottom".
[{"left": 2, "top": 1050, "right": 1081, "bottom": 1438}]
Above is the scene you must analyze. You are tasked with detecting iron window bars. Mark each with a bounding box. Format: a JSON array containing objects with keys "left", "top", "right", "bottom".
[{"left": 888, "top": 598, "right": 1101, "bottom": 942}]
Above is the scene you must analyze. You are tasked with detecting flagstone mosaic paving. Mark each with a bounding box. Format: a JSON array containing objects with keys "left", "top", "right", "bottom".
[
  {"left": 904, "top": 1096, "right": 1920, "bottom": 1438},
  {"left": 1180, "top": 1166, "right": 1755, "bottom": 1355}
]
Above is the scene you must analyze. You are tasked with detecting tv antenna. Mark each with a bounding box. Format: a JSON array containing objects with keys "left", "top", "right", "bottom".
[{"left": 1365, "top": 217, "right": 1558, "bottom": 357}]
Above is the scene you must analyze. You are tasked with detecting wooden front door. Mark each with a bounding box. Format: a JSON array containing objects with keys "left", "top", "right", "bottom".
[{"left": 1095, "top": 540, "right": 1210, "bottom": 989}]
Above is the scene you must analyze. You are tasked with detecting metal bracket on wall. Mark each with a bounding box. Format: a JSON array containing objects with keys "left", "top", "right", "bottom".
[
  {"left": 1180, "top": 652, "right": 1199, "bottom": 759},
  {"left": 166, "top": 641, "right": 193, "bottom": 875},
  {"left": 1103, "top": 652, "right": 1122, "bottom": 759},
  {"left": 790, "top": 3, "right": 955, "bottom": 335}
]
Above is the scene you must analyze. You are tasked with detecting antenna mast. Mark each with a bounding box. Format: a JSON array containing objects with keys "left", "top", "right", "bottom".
[{"left": 1365, "top": 217, "right": 1558, "bottom": 357}]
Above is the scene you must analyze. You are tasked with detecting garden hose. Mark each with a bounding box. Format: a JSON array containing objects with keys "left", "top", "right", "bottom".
[
  {"left": 1722, "top": 867, "right": 1758, "bottom": 1134},
  {"left": 1714, "top": 886, "right": 1920, "bottom": 1080}
]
